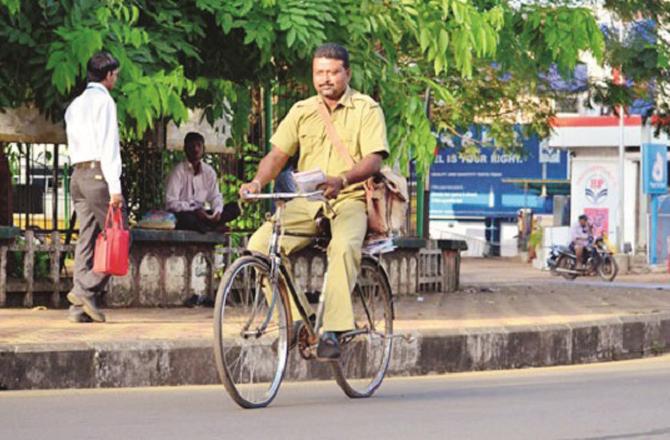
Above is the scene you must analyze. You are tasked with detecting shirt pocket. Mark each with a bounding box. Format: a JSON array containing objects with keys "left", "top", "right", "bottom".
[
  {"left": 298, "top": 132, "right": 328, "bottom": 171},
  {"left": 298, "top": 132, "right": 323, "bottom": 155},
  {"left": 192, "top": 175, "right": 208, "bottom": 203},
  {"left": 341, "top": 134, "right": 360, "bottom": 161},
  {"left": 195, "top": 187, "right": 209, "bottom": 204}
]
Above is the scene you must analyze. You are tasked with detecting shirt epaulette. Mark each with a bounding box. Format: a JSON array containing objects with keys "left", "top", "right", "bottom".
[
  {"left": 293, "top": 96, "right": 318, "bottom": 108},
  {"left": 351, "top": 92, "right": 380, "bottom": 108}
]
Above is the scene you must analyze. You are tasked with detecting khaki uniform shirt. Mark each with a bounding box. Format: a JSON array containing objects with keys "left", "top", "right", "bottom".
[{"left": 270, "top": 87, "right": 389, "bottom": 217}]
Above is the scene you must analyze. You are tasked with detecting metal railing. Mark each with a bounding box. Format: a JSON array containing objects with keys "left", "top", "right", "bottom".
[{"left": 0, "top": 230, "right": 75, "bottom": 307}]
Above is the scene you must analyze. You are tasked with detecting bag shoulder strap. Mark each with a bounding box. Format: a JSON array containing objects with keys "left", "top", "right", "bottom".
[{"left": 316, "top": 101, "right": 355, "bottom": 168}]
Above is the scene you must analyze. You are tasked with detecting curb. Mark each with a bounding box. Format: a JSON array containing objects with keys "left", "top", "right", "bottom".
[{"left": 2, "top": 313, "right": 670, "bottom": 390}]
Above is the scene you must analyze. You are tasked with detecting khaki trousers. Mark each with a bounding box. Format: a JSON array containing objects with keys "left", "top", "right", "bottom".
[{"left": 247, "top": 197, "right": 367, "bottom": 331}]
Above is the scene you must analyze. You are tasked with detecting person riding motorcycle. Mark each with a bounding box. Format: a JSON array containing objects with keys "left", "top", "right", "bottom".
[{"left": 570, "top": 214, "right": 594, "bottom": 269}]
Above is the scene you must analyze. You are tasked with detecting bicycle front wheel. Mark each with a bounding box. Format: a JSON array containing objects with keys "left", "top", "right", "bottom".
[
  {"left": 213, "top": 255, "right": 290, "bottom": 409},
  {"left": 598, "top": 255, "right": 618, "bottom": 282},
  {"left": 331, "top": 257, "right": 394, "bottom": 398}
]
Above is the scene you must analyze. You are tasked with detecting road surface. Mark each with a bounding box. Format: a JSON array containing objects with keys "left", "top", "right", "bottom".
[{"left": 2, "top": 356, "right": 669, "bottom": 440}]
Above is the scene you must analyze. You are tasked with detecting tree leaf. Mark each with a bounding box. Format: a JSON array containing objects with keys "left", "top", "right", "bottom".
[{"left": 287, "top": 28, "right": 296, "bottom": 48}]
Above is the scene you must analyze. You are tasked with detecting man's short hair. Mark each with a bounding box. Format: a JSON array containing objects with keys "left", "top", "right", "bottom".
[
  {"left": 578, "top": 214, "right": 588, "bottom": 222},
  {"left": 87, "top": 51, "right": 120, "bottom": 82},
  {"left": 184, "top": 132, "right": 205, "bottom": 150},
  {"left": 313, "top": 43, "right": 349, "bottom": 68}
]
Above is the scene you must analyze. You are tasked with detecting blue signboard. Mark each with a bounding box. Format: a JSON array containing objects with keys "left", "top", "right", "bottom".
[
  {"left": 642, "top": 143, "right": 668, "bottom": 195},
  {"left": 642, "top": 143, "right": 668, "bottom": 264},
  {"left": 429, "top": 126, "right": 568, "bottom": 219}
]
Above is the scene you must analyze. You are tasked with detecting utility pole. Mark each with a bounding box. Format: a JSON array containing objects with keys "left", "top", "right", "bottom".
[
  {"left": 616, "top": 20, "right": 626, "bottom": 253},
  {"left": 416, "top": 88, "right": 432, "bottom": 239},
  {"left": 262, "top": 82, "right": 273, "bottom": 212}
]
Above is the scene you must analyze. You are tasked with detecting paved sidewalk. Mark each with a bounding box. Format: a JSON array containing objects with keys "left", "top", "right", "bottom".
[
  {"left": 4, "top": 257, "right": 667, "bottom": 348},
  {"left": 2, "top": 282, "right": 670, "bottom": 347},
  {"left": 1, "top": 257, "right": 669, "bottom": 390},
  {"left": 461, "top": 256, "right": 670, "bottom": 287},
  {"left": 2, "top": 273, "right": 670, "bottom": 390}
]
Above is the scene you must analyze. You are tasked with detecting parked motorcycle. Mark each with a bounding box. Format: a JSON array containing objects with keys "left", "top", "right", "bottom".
[{"left": 547, "top": 238, "right": 618, "bottom": 282}]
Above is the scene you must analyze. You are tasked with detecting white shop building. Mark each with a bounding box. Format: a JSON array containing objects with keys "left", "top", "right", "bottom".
[{"left": 548, "top": 114, "right": 670, "bottom": 257}]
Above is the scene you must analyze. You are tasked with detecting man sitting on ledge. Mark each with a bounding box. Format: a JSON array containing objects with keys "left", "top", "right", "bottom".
[{"left": 165, "top": 132, "right": 239, "bottom": 233}]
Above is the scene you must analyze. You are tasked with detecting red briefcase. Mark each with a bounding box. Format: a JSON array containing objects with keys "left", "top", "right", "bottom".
[{"left": 93, "top": 205, "right": 129, "bottom": 276}]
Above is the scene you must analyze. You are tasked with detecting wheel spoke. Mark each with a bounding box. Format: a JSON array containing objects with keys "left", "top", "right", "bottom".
[
  {"left": 332, "top": 260, "right": 393, "bottom": 398},
  {"left": 355, "top": 283, "right": 375, "bottom": 332},
  {"left": 214, "top": 257, "right": 289, "bottom": 408}
]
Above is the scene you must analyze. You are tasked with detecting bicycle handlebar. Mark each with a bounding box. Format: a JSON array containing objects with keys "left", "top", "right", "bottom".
[
  {"left": 242, "top": 190, "right": 336, "bottom": 216},
  {"left": 242, "top": 190, "right": 324, "bottom": 200}
]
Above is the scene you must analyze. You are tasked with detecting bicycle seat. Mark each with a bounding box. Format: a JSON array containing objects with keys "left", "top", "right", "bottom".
[
  {"left": 313, "top": 214, "right": 331, "bottom": 249},
  {"left": 309, "top": 215, "right": 397, "bottom": 255}
]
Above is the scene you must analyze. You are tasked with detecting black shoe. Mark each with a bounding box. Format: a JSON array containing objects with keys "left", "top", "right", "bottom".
[
  {"left": 67, "top": 291, "right": 105, "bottom": 322},
  {"left": 184, "top": 294, "right": 199, "bottom": 308},
  {"left": 68, "top": 305, "right": 94, "bottom": 323},
  {"left": 184, "top": 294, "right": 214, "bottom": 308},
  {"left": 316, "top": 332, "right": 341, "bottom": 360},
  {"left": 197, "top": 295, "right": 215, "bottom": 307}
]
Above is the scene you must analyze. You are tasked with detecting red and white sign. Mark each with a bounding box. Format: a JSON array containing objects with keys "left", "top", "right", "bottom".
[
  {"left": 572, "top": 160, "right": 618, "bottom": 242},
  {"left": 548, "top": 115, "right": 642, "bottom": 148}
]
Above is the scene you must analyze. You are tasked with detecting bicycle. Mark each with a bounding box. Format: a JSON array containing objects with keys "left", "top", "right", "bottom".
[{"left": 213, "top": 191, "right": 394, "bottom": 409}]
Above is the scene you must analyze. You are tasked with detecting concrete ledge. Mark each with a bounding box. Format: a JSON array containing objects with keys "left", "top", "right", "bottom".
[
  {"left": 393, "top": 238, "right": 427, "bottom": 249},
  {"left": 131, "top": 229, "right": 228, "bottom": 244},
  {"left": 2, "top": 313, "right": 670, "bottom": 390},
  {"left": 437, "top": 239, "right": 469, "bottom": 252}
]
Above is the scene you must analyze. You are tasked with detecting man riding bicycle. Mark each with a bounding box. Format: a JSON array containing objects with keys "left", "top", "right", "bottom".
[{"left": 238, "top": 43, "right": 389, "bottom": 360}]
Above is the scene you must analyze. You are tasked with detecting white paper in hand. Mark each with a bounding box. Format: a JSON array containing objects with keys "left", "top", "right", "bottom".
[{"left": 292, "top": 169, "right": 326, "bottom": 194}]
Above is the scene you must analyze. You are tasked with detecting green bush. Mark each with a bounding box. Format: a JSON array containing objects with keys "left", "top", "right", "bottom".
[{"left": 528, "top": 228, "right": 544, "bottom": 250}]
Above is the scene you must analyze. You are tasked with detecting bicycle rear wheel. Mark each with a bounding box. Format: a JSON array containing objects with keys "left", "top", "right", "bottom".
[
  {"left": 331, "top": 258, "right": 394, "bottom": 398},
  {"left": 213, "top": 255, "right": 290, "bottom": 409},
  {"left": 557, "top": 255, "right": 578, "bottom": 280}
]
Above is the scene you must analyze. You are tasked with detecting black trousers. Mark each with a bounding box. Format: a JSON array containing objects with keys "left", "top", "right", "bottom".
[{"left": 174, "top": 203, "right": 240, "bottom": 233}]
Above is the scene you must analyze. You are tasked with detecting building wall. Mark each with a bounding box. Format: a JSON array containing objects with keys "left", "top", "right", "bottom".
[
  {"left": 624, "top": 157, "right": 639, "bottom": 252},
  {"left": 430, "top": 220, "right": 487, "bottom": 257},
  {"left": 430, "top": 220, "right": 521, "bottom": 257},
  {"left": 570, "top": 148, "right": 640, "bottom": 252}
]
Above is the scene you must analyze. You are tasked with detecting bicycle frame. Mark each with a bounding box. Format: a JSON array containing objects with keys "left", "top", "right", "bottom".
[
  {"left": 243, "top": 191, "right": 384, "bottom": 344},
  {"left": 268, "top": 199, "right": 325, "bottom": 342}
]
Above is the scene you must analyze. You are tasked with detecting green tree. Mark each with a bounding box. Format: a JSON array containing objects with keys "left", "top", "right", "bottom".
[
  {"left": 595, "top": 1, "right": 670, "bottom": 135},
  {"left": 0, "top": 0, "right": 605, "bottom": 175}
]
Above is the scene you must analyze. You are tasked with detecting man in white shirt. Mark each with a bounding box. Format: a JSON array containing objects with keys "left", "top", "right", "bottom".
[
  {"left": 165, "top": 132, "right": 239, "bottom": 233},
  {"left": 571, "top": 214, "right": 593, "bottom": 268},
  {"left": 64, "top": 51, "right": 125, "bottom": 323}
]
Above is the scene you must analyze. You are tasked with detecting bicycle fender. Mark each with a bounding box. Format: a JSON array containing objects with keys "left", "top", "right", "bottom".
[{"left": 242, "top": 250, "right": 272, "bottom": 267}]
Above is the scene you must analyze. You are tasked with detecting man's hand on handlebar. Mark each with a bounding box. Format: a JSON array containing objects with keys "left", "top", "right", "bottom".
[
  {"left": 318, "top": 176, "right": 344, "bottom": 199},
  {"left": 239, "top": 180, "right": 262, "bottom": 200}
]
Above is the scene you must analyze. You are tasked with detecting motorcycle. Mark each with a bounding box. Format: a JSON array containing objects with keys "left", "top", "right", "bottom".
[{"left": 547, "top": 238, "right": 618, "bottom": 282}]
